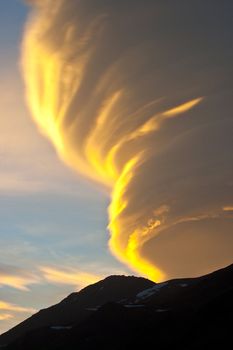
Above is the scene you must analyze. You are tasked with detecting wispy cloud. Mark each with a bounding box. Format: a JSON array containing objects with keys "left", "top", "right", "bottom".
[
  {"left": 223, "top": 206, "right": 233, "bottom": 212},
  {"left": 0, "top": 72, "right": 103, "bottom": 197},
  {"left": 0, "top": 301, "right": 36, "bottom": 314},
  {"left": 40, "top": 266, "right": 102, "bottom": 289},
  {"left": 0, "top": 264, "right": 40, "bottom": 291},
  {"left": 0, "top": 314, "right": 13, "bottom": 321}
]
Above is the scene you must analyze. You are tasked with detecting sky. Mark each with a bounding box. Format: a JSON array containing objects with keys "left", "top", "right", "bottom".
[
  {"left": 1, "top": 0, "right": 233, "bottom": 335},
  {"left": 0, "top": 0, "right": 131, "bottom": 334}
]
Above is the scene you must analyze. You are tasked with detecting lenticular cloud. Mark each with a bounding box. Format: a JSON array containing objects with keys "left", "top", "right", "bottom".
[{"left": 22, "top": 0, "right": 233, "bottom": 281}]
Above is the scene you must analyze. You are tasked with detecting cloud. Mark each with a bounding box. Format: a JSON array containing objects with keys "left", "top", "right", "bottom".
[
  {"left": 40, "top": 266, "right": 102, "bottom": 289},
  {"left": 0, "top": 301, "right": 36, "bottom": 335},
  {"left": 22, "top": 0, "right": 233, "bottom": 281},
  {"left": 0, "top": 264, "right": 40, "bottom": 291},
  {"left": 0, "top": 314, "right": 13, "bottom": 321},
  {"left": 0, "top": 301, "right": 36, "bottom": 314},
  {"left": 0, "top": 72, "right": 102, "bottom": 197},
  {"left": 223, "top": 207, "right": 233, "bottom": 212}
]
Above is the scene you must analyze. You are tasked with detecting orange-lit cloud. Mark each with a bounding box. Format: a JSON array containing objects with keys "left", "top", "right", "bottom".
[
  {"left": 0, "top": 73, "right": 96, "bottom": 196},
  {"left": 0, "top": 275, "right": 34, "bottom": 291},
  {"left": 0, "top": 301, "right": 35, "bottom": 314},
  {"left": 0, "top": 265, "right": 40, "bottom": 291},
  {"left": 40, "top": 266, "right": 102, "bottom": 289},
  {"left": 22, "top": 1, "right": 233, "bottom": 281},
  {"left": 223, "top": 207, "right": 233, "bottom": 212},
  {"left": 0, "top": 314, "right": 13, "bottom": 321}
]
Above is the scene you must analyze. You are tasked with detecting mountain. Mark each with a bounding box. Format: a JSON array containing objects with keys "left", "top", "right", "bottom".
[
  {"left": 0, "top": 275, "right": 154, "bottom": 346},
  {"left": 0, "top": 264, "right": 233, "bottom": 349}
]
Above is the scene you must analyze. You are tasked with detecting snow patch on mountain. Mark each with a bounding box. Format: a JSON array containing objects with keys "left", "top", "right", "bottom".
[
  {"left": 124, "top": 304, "right": 145, "bottom": 308},
  {"left": 50, "top": 326, "right": 72, "bottom": 330},
  {"left": 136, "top": 282, "right": 168, "bottom": 301}
]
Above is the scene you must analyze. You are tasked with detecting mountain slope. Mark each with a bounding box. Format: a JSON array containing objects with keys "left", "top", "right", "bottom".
[
  {"left": 1, "top": 264, "right": 233, "bottom": 349},
  {"left": 0, "top": 275, "right": 154, "bottom": 346}
]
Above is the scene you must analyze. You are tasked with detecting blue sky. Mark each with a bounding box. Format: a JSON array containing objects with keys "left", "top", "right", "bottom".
[{"left": 0, "top": 0, "right": 130, "bottom": 334}]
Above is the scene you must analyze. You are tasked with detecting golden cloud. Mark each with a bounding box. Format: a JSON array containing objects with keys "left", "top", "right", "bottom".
[
  {"left": 0, "top": 301, "right": 36, "bottom": 314},
  {"left": 0, "top": 265, "right": 40, "bottom": 291},
  {"left": 0, "top": 313, "right": 13, "bottom": 321},
  {"left": 22, "top": 0, "right": 233, "bottom": 281},
  {"left": 40, "top": 266, "right": 102, "bottom": 289}
]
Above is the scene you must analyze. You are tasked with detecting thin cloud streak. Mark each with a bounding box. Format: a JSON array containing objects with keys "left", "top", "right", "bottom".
[
  {"left": 40, "top": 266, "right": 102, "bottom": 289},
  {"left": 0, "top": 314, "right": 13, "bottom": 321},
  {"left": 0, "top": 301, "right": 36, "bottom": 314},
  {"left": 0, "top": 264, "right": 40, "bottom": 291}
]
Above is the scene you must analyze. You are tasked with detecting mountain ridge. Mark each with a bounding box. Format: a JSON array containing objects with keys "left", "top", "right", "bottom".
[
  {"left": 0, "top": 264, "right": 233, "bottom": 349},
  {"left": 0, "top": 274, "right": 154, "bottom": 346}
]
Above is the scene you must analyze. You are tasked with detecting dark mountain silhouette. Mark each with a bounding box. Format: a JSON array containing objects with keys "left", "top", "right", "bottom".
[
  {"left": 0, "top": 275, "right": 154, "bottom": 346},
  {"left": 0, "top": 265, "right": 233, "bottom": 349}
]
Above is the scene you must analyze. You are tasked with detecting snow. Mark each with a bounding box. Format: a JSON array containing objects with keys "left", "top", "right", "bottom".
[
  {"left": 155, "top": 308, "right": 169, "bottom": 313},
  {"left": 85, "top": 307, "right": 98, "bottom": 311},
  {"left": 136, "top": 282, "right": 168, "bottom": 300},
  {"left": 119, "top": 298, "right": 127, "bottom": 303},
  {"left": 50, "top": 326, "right": 72, "bottom": 330},
  {"left": 124, "top": 304, "right": 145, "bottom": 308}
]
